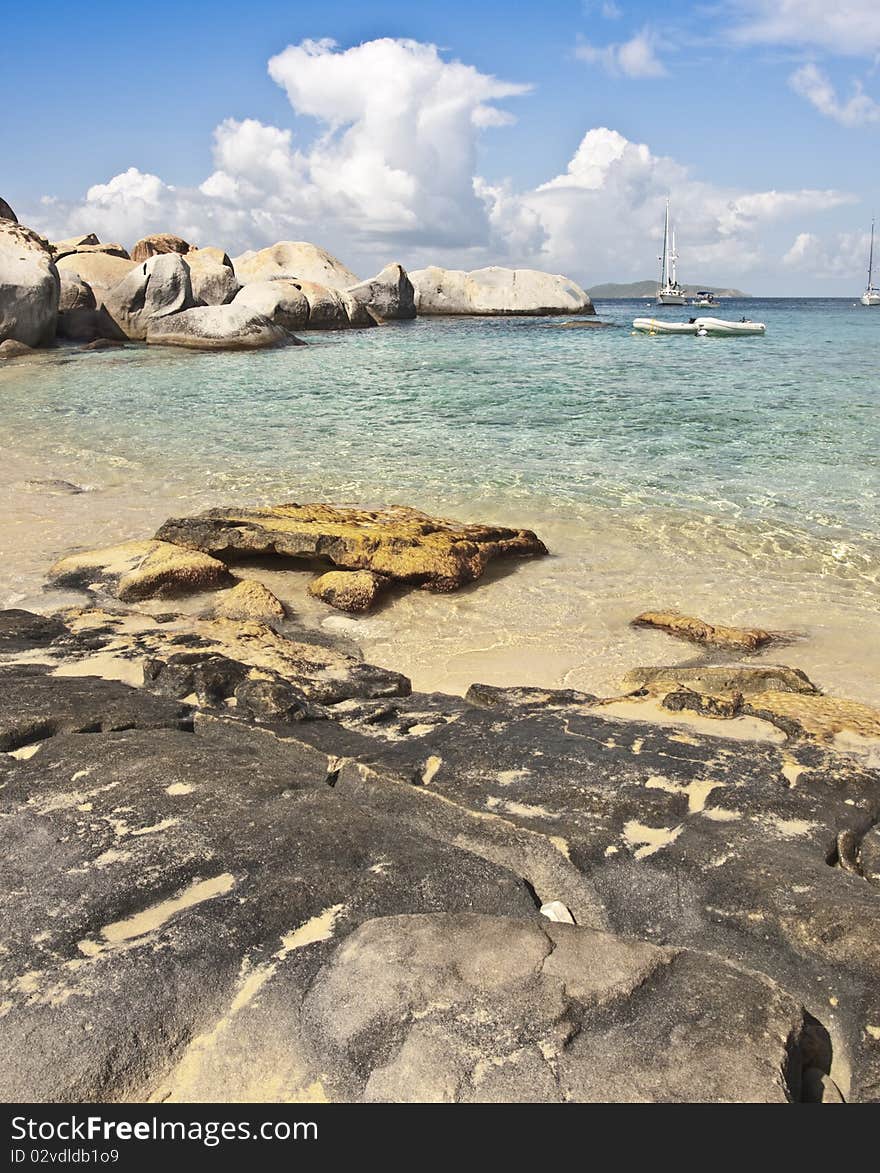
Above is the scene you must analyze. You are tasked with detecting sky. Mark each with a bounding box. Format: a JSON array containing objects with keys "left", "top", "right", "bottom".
[{"left": 2, "top": 0, "right": 879, "bottom": 294}]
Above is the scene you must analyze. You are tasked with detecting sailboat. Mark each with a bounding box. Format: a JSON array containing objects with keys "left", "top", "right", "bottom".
[
  {"left": 861, "top": 219, "right": 880, "bottom": 306},
  {"left": 656, "top": 200, "right": 686, "bottom": 305}
]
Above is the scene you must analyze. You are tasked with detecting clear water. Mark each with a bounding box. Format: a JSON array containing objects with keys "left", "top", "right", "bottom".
[{"left": 1, "top": 298, "right": 878, "bottom": 703}]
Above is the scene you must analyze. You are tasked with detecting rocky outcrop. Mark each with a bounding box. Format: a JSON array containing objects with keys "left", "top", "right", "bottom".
[
  {"left": 0, "top": 339, "right": 35, "bottom": 359},
  {"left": 184, "top": 247, "right": 240, "bottom": 305},
  {"left": 155, "top": 503, "right": 548, "bottom": 600},
  {"left": 52, "top": 239, "right": 129, "bottom": 263},
  {"left": 631, "top": 609, "right": 780, "bottom": 652},
  {"left": 145, "top": 304, "right": 296, "bottom": 350},
  {"left": 0, "top": 601, "right": 876, "bottom": 1101},
  {"left": 100, "top": 253, "right": 196, "bottom": 340},
  {"left": 346, "top": 263, "right": 416, "bottom": 323},
  {"left": 309, "top": 569, "right": 392, "bottom": 613},
  {"left": 48, "top": 539, "right": 232, "bottom": 602},
  {"left": 130, "top": 233, "right": 191, "bottom": 263},
  {"left": 0, "top": 220, "right": 60, "bottom": 347},
  {"left": 410, "top": 266, "right": 595, "bottom": 317},
  {"left": 0, "top": 197, "right": 17, "bottom": 222},
  {"left": 232, "top": 241, "right": 360, "bottom": 289}
]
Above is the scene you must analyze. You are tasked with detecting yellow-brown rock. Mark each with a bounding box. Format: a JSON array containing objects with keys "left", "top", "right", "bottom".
[
  {"left": 208, "top": 580, "right": 286, "bottom": 624},
  {"left": 631, "top": 610, "right": 776, "bottom": 653},
  {"left": 742, "top": 691, "right": 880, "bottom": 742},
  {"left": 49, "top": 539, "right": 232, "bottom": 602},
  {"left": 155, "top": 503, "right": 548, "bottom": 594},
  {"left": 131, "top": 233, "right": 192, "bottom": 263},
  {"left": 309, "top": 570, "right": 391, "bottom": 613}
]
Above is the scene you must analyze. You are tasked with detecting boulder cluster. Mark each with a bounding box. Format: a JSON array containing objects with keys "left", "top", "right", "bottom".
[{"left": 0, "top": 198, "right": 595, "bottom": 357}]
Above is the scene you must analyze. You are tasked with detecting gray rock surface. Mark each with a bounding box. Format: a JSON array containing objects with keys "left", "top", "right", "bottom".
[
  {"left": 232, "top": 241, "right": 360, "bottom": 288},
  {"left": 410, "top": 265, "right": 595, "bottom": 316},
  {"left": 0, "top": 221, "right": 60, "bottom": 347},
  {"left": 145, "top": 303, "right": 296, "bottom": 349},
  {"left": 346, "top": 263, "right": 416, "bottom": 323},
  {"left": 101, "top": 254, "right": 196, "bottom": 340}
]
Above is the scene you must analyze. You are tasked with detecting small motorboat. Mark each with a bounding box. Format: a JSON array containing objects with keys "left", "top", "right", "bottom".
[
  {"left": 691, "top": 291, "right": 719, "bottom": 308},
  {"left": 632, "top": 317, "right": 698, "bottom": 335},
  {"left": 693, "top": 316, "right": 765, "bottom": 336}
]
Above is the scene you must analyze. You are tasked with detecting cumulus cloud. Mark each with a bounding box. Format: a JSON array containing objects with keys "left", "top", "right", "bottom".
[
  {"left": 576, "top": 30, "right": 667, "bottom": 78},
  {"left": 789, "top": 64, "right": 880, "bottom": 126},
  {"left": 27, "top": 37, "right": 855, "bottom": 286},
  {"left": 727, "top": 1, "right": 880, "bottom": 56},
  {"left": 782, "top": 228, "right": 873, "bottom": 276}
]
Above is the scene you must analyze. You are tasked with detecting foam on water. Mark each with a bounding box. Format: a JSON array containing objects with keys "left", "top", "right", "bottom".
[{"left": 1, "top": 298, "right": 877, "bottom": 703}]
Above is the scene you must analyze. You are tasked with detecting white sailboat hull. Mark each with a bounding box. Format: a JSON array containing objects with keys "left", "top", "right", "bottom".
[
  {"left": 861, "top": 290, "right": 880, "bottom": 306},
  {"left": 694, "top": 317, "right": 765, "bottom": 336},
  {"left": 632, "top": 318, "right": 698, "bottom": 335},
  {"left": 656, "top": 291, "right": 686, "bottom": 305}
]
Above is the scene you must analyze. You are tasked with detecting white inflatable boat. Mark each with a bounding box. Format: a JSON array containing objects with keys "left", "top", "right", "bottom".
[
  {"left": 693, "top": 316, "right": 766, "bottom": 336},
  {"left": 632, "top": 318, "right": 698, "bottom": 335}
]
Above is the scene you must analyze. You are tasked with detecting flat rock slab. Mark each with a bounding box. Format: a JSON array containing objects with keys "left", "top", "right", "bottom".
[
  {"left": 155, "top": 503, "right": 548, "bottom": 597},
  {"left": 631, "top": 609, "right": 779, "bottom": 652},
  {"left": 48, "top": 540, "right": 231, "bottom": 602}
]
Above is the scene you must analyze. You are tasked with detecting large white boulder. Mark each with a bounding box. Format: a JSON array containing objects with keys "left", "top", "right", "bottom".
[
  {"left": 100, "top": 253, "right": 196, "bottom": 340},
  {"left": 56, "top": 251, "right": 136, "bottom": 292},
  {"left": 145, "top": 304, "right": 298, "bottom": 350},
  {"left": 184, "top": 248, "right": 240, "bottom": 306},
  {"left": 346, "top": 263, "right": 416, "bottom": 323},
  {"left": 232, "top": 279, "right": 311, "bottom": 330},
  {"left": 57, "top": 271, "right": 101, "bottom": 341},
  {"left": 409, "top": 265, "right": 595, "bottom": 316},
  {"left": 0, "top": 220, "right": 60, "bottom": 347},
  {"left": 232, "top": 241, "right": 360, "bottom": 289}
]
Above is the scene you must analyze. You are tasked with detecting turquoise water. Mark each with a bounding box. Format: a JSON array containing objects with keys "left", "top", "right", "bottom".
[{"left": 1, "top": 298, "right": 878, "bottom": 701}]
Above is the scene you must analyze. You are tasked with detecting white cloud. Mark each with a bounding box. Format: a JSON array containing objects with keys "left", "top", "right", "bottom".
[
  {"left": 782, "top": 228, "right": 873, "bottom": 276},
  {"left": 26, "top": 37, "right": 855, "bottom": 288},
  {"left": 789, "top": 63, "right": 880, "bottom": 125},
  {"left": 727, "top": 1, "right": 880, "bottom": 56},
  {"left": 576, "top": 30, "right": 667, "bottom": 78}
]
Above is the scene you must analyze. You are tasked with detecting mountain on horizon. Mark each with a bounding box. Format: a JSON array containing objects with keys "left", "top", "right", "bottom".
[{"left": 588, "top": 280, "right": 752, "bottom": 299}]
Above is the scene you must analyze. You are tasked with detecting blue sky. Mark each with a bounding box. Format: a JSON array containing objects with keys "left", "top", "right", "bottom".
[{"left": 3, "top": 1, "right": 879, "bottom": 292}]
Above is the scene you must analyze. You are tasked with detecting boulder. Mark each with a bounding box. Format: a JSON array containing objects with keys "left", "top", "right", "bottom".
[
  {"left": 145, "top": 304, "right": 296, "bottom": 350},
  {"left": 0, "top": 339, "right": 35, "bottom": 359},
  {"left": 232, "top": 279, "right": 311, "bottom": 330},
  {"left": 56, "top": 251, "right": 136, "bottom": 292},
  {"left": 309, "top": 570, "right": 392, "bottom": 613},
  {"left": 155, "top": 503, "right": 548, "bottom": 593},
  {"left": 631, "top": 610, "right": 779, "bottom": 653},
  {"left": 297, "top": 280, "right": 359, "bottom": 329},
  {"left": 623, "top": 664, "right": 819, "bottom": 698},
  {"left": 0, "top": 220, "right": 60, "bottom": 347},
  {"left": 48, "top": 539, "right": 232, "bottom": 602},
  {"left": 52, "top": 240, "right": 129, "bottom": 263},
  {"left": 56, "top": 271, "right": 100, "bottom": 341},
  {"left": 410, "top": 265, "right": 595, "bottom": 316},
  {"left": 0, "top": 196, "right": 17, "bottom": 222},
  {"left": 207, "top": 580, "right": 286, "bottom": 624},
  {"left": 346, "top": 262, "right": 416, "bottom": 323},
  {"left": 130, "top": 233, "right": 191, "bottom": 263},
  {"left": 232, "top": 241, "right": 360, "bottom": 289},
  {"left": 183, "top": 248, "right": 240, "bottom": 306},
  {"left": 101, "top": 253, "right": 196, "bottom": 340}
]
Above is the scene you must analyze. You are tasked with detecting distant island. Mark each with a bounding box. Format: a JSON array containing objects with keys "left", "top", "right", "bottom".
[{"left": 588, "top": 279, "right": 752, "bottom": 299}]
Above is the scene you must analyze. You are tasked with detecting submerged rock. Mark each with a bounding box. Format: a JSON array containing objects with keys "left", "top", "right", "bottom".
[
  {"left": 0, "top": 339, "right": 35, "bottom": 359},
  {"left": 309, "top": 569, "right": 392, "bottom": 614},
  {"left": 155, "top": 503, "right": 548, "bottom": 598},
  {"left": 0, "top": 220, "right": 60, "bottom": 347},
  {"left": 624, "top": 664, "right": 818, "bottom": 697},
  {"left": 410, "top": 265, "right": 595, "bottom": 316},
  {"left": 48, "top": 539, "right": 232, "bottom": 602},
  {"left": 631, "top": 609, "right": 779, "bottom": 652}
]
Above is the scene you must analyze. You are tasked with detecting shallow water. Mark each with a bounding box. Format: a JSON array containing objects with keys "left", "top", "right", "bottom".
[{"left": 1, "top": 298, "right": 878, "bottom": 703}]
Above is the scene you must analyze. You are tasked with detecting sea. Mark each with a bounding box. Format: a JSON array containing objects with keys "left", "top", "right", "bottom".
[{"left": 1, "top": 297, "right": 878, "bottom": 703}]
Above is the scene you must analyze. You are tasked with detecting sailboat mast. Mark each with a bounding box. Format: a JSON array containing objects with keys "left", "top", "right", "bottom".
[
  {"left": 869, "top": 219, "right": 875, "bottom": 288},
  {"left": 671, "top": 228, "right": 677, "bottom": 287},
  {"left": 660, "top": 200, "right": 670, "bottom": 287}
]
